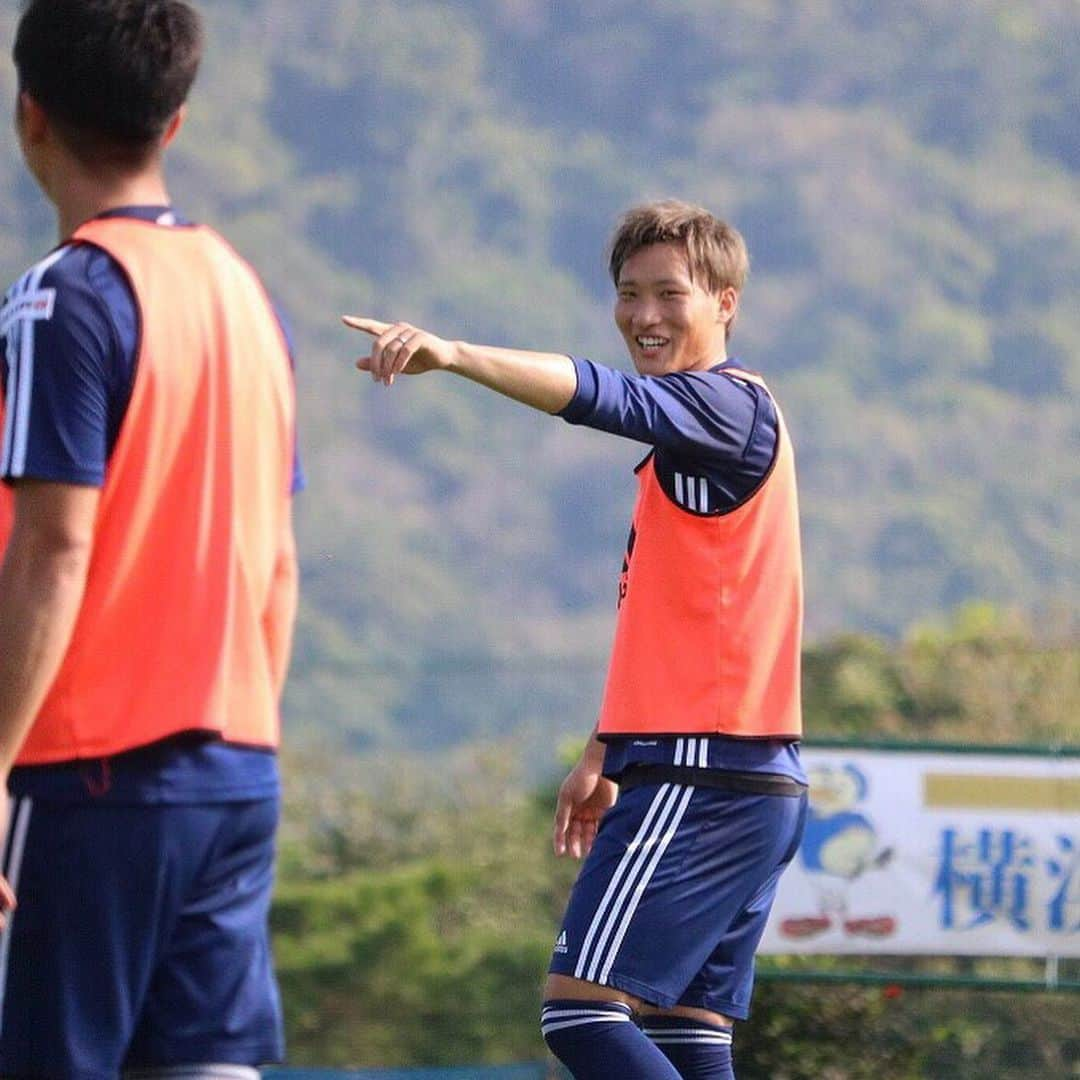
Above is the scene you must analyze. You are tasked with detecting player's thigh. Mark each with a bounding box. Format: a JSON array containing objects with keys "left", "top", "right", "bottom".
[
  {"left": 125, "top": 797, "right": 284, "bottom": 1070},
  {"left": 0, "top": 797, "right": 189, "bottom": 1078},
  {"left": 544, "top": 972, "right": 642, "bottom": 1007},
  {"left": 677, "top": 789, "right": 808, "bottom": 1018},
  {"left": 547, "top": 783, "right": 729, "bottom": 1005},
  {"left": 545, "top": 972, "right": 736, "bottom": 1030}
]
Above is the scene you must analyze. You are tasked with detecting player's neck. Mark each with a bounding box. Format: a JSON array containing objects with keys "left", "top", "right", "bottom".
[{"left": 52, "top": 164, "right": 171, "bottom": 242}]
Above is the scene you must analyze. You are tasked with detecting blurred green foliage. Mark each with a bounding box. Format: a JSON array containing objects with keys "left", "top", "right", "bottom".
[{"left": 275, "top": 605, "right": 1079, "bottom": 1075}]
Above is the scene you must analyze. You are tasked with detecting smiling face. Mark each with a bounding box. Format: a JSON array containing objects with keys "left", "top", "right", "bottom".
[{"left": 613, "top": 242, "right": 737, "bottom": 376}]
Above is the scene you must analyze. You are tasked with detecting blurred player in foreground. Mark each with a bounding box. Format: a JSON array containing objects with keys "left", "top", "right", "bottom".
[
  {"left": 345, "top": 200, "right": 808, "bottom": 1079},
  {"left": 0, "top": 1, "right": 300, "bottom": 1076}
]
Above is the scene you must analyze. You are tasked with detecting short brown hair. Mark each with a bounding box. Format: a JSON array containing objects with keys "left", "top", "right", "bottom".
[{"left": 608, "top": 200, "right": 750, "bottom": 335}]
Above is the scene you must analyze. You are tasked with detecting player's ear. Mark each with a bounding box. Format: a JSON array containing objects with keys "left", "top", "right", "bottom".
[
  {"left": 16, "top": 91, "right": 49, "bottom": 145},
  {"left": 160, "top": 106, "right": 186, "bottom": 149},
  {"left": 717, "top": 286, "right": 738, "bottom": 327}
]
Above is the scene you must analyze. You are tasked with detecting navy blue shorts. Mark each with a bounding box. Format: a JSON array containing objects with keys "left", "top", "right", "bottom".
[
  {"left": 549, "top": 781, "right": 807, "bottom": 1019},
  {"left": 0, "top": 794, "right": 284, "bottom": 1078}
]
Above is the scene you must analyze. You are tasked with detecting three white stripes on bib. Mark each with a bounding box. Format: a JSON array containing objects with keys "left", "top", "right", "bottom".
[{"left": 673, "top": 471, "right": 709, "bottom": 512}]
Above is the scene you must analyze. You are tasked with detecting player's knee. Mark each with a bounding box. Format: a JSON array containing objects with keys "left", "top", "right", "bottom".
[
  {"left": 642, "top": 1014, "right": 735, "bottom": 1079},
  {"left": 542, "top": 998, "right": 688, "bottom": 1078},
  {"left": 542, "top": 997, "right": 634, "bottom": 1046},
  {"left": 541, "top": 998, "right": 635, "bottom": 1069}
]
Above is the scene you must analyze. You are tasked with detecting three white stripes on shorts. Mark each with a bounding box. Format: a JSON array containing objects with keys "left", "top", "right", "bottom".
[{"left": 572, "top": 738, "right": 704, "bottom": 986}]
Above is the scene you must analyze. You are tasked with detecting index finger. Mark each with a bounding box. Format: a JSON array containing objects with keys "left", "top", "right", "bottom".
[{"left": 341, "top": 315, "right": 391, "bottom": 337}]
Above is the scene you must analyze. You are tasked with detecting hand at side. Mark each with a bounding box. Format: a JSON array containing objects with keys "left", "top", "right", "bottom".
[{"left": 553, "top": 757, "right": 618, "bottom": 860}]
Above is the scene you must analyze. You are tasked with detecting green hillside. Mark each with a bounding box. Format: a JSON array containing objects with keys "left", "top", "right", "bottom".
[{"left": 1, "top": 0, "right": 1077, "bottom": 758}]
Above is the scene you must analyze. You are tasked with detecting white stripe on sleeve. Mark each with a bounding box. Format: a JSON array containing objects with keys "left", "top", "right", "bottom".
[
  {"left": 1, "top": 274, "right": 31, "bottom": 475},
  {"left": 3, "top": 247, "right": 72, "bottom": 478}
]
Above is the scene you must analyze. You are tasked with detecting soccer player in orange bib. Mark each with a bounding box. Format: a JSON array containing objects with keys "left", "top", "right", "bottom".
[
  {"left": 0, "top": 3, "right": 300, "bottom": 1076},
  {"left": 345, "top": 200, "right": 807, "bottom": 1080}
]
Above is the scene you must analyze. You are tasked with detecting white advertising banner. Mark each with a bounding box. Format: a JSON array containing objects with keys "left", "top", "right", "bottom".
[{"left": 759, "top": 746, "right": 1080, "bottom": 957}]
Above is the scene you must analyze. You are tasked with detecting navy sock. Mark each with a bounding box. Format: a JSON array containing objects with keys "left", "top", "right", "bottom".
[
  {"left": 641, "top": 1015, "right": 735, "bottom": 1079},
  {"left": 541, "top": 999, "right": 682, "bottom": 1079}
]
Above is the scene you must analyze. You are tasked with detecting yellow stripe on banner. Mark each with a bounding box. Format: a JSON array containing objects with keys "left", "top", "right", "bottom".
[{"left": 923, "top": 774, "right": 1080, "bottom": 812}]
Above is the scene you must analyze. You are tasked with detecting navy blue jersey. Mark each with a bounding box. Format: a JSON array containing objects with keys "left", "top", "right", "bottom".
[
  {"left": 1, "top": 207, "right": 296, "bottom": 803},
  {"left": 560, "top": 356, "right": 804, "bottom": 784}
]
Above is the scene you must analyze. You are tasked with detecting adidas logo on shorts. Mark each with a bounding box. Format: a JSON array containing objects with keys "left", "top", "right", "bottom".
[{"left": 554, "top": 930, "right": 569, "bottom": 954}]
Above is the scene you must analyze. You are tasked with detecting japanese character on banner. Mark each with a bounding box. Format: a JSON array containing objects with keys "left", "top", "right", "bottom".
[{"left": 935, "top": 828, "right": 1080, "bottom": 935}]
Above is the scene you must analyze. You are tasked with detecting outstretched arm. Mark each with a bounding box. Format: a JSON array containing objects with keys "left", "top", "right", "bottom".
[{"left": 343, "top": 316, "right": 578, "bottom": 415}]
